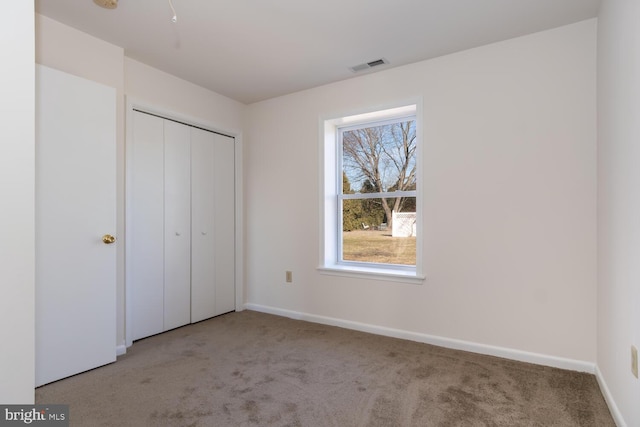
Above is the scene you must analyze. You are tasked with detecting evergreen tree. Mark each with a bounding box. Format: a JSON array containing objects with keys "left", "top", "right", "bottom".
[
  {"left": 360, "top": 179, "right": 386, "bottom": 227},
  {"left": 342, "top": 173, "right": 362, "bottom": 231}
]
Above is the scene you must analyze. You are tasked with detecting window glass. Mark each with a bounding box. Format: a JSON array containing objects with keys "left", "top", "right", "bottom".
[{"left": 339, "top": 118, "right": 417, "bottom": 266}]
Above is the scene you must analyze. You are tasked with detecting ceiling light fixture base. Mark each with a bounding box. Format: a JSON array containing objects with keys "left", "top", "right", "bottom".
[{"left": 93, "top": 0, "right": 118, "bottom": 10}]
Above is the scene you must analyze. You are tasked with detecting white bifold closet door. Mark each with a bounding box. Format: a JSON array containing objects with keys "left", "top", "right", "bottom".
[
  {"left": 129, "top": 110, "right": 235, "bottom": 342},
  {"left": 191, "top": 128, "right": 235, "bottom": 322},
  {"left": 130, "top": 112, "right": 165, "bottom": 340},
  {"left": 163, "top": 121, "right": 192, "bottom": 330}
]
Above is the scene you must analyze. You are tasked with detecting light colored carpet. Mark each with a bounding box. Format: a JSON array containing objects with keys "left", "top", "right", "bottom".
[{"left": 36, "top": 310, "right": 614, "bottom": 426}]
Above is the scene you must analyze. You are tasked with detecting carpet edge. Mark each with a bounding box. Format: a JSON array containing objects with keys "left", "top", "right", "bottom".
[{"left": 244, "top": 303, "right": 595, "bottom": 374}]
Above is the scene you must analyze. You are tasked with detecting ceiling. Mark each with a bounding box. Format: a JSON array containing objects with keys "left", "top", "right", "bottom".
[{"left": 35, "top": 0, "right": 601, "bottom": 105}]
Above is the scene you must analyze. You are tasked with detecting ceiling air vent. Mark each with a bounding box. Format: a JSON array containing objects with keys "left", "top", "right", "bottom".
[{"left": 349, "top": 58, "right": 389, "bottom": 73}]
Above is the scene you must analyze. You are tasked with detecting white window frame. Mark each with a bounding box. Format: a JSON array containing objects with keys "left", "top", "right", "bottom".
[{"left": 318, "top": 100, "right": 425, "bottom": 284}]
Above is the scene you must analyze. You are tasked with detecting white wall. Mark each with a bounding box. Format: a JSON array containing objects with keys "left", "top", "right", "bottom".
[
  {"left": 125, "top": 58, "right": 244, "bottom": 133},
  {"left": 597, "top": 1, "right": 640, "bottom": 425},
  {"left": 35, "top": 16, "right": 246, "bottom": 353},
  {"left": 0, "top": 3, "right": 35, "bottom": 402},
  {"left": 245, "top": 20, "right": 597, "bottom": 365}
]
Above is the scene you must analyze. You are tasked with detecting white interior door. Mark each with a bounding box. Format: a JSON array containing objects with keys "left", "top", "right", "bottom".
[{"left": 35, "top": 65, "right": 117, "bottom": 386}]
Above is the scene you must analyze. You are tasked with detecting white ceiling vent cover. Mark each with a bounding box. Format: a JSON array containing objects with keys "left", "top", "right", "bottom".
[{"left": 349, "top": 58, "right": 389, "bottom": 73}]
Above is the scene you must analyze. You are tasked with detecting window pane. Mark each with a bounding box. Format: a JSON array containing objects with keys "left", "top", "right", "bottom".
[
  {"left": 342, "top": 197, "right": 416, "bottom": 266},
  {"left": 342, "top": 120, "right": 416, "bottom": 195}
]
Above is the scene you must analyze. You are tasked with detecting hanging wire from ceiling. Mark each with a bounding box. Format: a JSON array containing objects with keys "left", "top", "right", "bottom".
[{"left": 168, "top": 0, "right": 177, "bottom": 23}]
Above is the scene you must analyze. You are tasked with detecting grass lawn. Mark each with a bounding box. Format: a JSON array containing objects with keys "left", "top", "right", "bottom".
[{"left": 342, "top": 229, "right": 416, "bottom": 265}]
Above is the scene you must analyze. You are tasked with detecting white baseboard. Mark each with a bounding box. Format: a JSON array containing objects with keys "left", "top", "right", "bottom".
[
  {"left": 116, "top": 344, "right": 127, "bottom": 357},
  {"left": 244, "top": 303, "right": 595, "bottom": 374},
  {"left": 595, "top": 365, "right": 627, "bottom": 427}
]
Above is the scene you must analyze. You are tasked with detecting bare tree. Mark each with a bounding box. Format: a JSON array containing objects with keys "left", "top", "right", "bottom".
[{"left": 342, "top": 120, "right": 416, "bottom": 230}]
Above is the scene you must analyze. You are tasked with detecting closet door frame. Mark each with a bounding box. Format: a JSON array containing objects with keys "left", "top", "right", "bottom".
[{"left": 125, "top": 99, "right": 244, "bottom": 348}]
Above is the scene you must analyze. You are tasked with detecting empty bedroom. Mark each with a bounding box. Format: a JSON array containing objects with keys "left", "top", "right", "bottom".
[{"left": 1, "top": 0, "right": 639, "bottom": 426}]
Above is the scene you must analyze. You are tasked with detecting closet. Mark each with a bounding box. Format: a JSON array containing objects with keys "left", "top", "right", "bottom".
[{"left": 129, "top": 110, "right": 235, "bottom": 341}]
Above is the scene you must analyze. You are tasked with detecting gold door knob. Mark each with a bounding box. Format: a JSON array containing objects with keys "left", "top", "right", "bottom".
[{"left": 102, "top": 234, "right": 116, "bottom": 244}]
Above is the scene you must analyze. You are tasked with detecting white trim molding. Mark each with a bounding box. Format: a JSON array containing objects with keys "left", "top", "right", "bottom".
[
  {"left": 245, "top": 303, "right": 596, "bottom": 374},
  {"left": 595, "top": 365, "right": 627, "bottom": 427},
  {"left": 116, "top": 345, "right": 127, "bottom": 357}
]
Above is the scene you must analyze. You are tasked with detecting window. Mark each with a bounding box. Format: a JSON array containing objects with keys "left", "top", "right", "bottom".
[{"left": 320, "top": 103, "right": 424, "bottom": 282}]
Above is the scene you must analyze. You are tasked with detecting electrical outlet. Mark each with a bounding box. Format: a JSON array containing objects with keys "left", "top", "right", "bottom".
[
  {"left": 632, "top": 345, "right": 638, "bottom": 378},
  {"left": 285, "top": 271, "right": 293, "bottom": 283}
]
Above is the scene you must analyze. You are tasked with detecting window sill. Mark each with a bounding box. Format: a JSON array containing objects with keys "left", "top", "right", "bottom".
[{"left": 318, "top": 264, "right": 426, "bottom": 285}]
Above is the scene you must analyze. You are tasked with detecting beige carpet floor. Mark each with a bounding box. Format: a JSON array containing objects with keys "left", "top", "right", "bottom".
[{"left": 36, "top": 310, "right": 615, "bottom": 426}]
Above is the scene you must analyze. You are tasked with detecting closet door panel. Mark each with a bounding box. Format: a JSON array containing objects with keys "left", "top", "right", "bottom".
[
  {"left": 130, "top": 111, "right": 165, "bottom": 340},
  {"left": 163, "top": 120, "right": 191, "bottom": 330},
  {"left": 213, "top": 133, "right": 236, "bottom": 315},
  {"left": 190, "top": 128, "right": 216, "bottom": 322}
]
